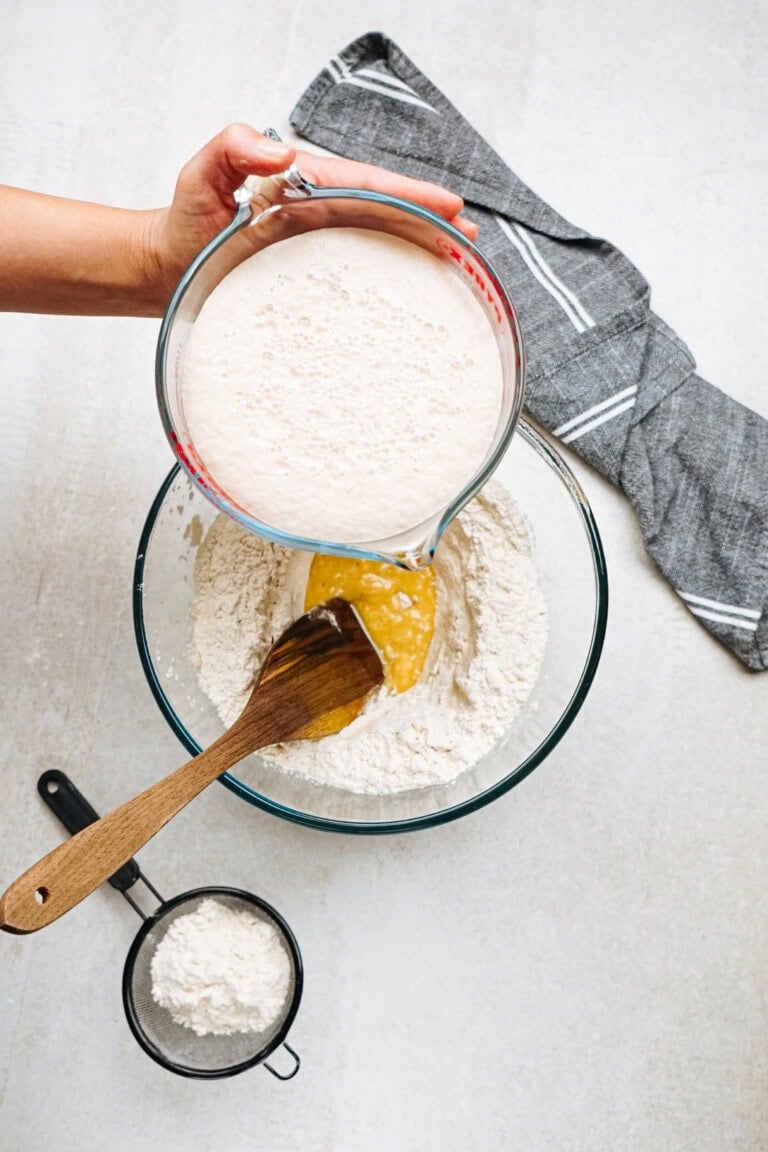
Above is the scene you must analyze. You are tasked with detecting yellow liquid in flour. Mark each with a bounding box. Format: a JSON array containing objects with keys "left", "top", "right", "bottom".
[{"left": 304, "top": 556, "right": 436, "bottom": 694}]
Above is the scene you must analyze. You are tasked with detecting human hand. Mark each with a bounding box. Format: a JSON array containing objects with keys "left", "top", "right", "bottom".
[{"left": 145, "top": 123, "right": 478, "bottom": 306}]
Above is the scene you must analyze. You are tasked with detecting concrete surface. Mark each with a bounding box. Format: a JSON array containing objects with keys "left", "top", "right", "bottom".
[{"left": 0, "top": 2, "right": 766, "bottom": 1149}]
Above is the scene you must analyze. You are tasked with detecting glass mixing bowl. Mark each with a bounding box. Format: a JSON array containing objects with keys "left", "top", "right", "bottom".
[
  {"left": 133, "top": 419, "right": 607, "bottom": 833},
  {"left": 156, "top": 159, "right": 524, "bottom": 569}
]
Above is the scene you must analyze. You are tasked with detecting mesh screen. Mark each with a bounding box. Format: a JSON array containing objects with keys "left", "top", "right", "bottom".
[{"left": 125, "top": 890, "right": 297, "bottom": 1074}]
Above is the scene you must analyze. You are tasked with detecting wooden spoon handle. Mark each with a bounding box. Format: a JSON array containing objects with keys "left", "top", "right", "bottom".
[
  {"left": 1, "top": 598, "right": 382, "bottom": 936},
  {"left": 0, "top": 720, "right": 262, "bottom": 935}
]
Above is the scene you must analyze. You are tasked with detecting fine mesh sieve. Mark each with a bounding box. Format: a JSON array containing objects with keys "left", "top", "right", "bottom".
[
  {"left": 37, "top": 770, "right": 303, "bottom": 1080},
  {"left": 123, "top": 886, "right": 302, "bottom": 1079}
]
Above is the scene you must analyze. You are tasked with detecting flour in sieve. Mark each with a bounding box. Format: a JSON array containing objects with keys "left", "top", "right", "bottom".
[
  {"left": 150, "top": 898, "right": 292, "bottom": 1037},
  {"left": 190, "top": 482, "right": 548, "bottom": 794}
]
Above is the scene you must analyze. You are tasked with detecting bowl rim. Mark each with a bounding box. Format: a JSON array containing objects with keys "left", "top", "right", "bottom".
[{"left": 133, "top": 418, "right": 608, "bottom": 835}]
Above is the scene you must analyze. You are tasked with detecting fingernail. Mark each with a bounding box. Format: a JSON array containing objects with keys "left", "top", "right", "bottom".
[{"left": 260, "top": 139, "right": 294, "bottom": 160}]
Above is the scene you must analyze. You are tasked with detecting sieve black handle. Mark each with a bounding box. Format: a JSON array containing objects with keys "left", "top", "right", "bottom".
[{"left": 37, "top": 770, "right": 141, "bottom": 893}]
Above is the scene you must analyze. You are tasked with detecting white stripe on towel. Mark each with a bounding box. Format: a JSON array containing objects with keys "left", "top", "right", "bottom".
[
  {"left": 329, "top": 56, "right": 437, "bottom": 113},
  {"left": 684, "top": 605, "right": 759, "bottom": 632},
  {"left": 342, "top": 76, "right": 438, "bottom": 111},
  {"left": 512, "top": 224, "right": 595, "bottom": 329},
  {"left": 355, "top": 68, "right": 420, "bottom": 94},
  {"left": 553, "top": 386, "right": 638, "bottom": 438},
  {"left": 678, "top": 591, "right": 761, "bottom": 621},
  {"left": 552, "top": 387, "right": 637, "bottom": 443},
  {"left": 559, "top": 398, "right": 637, "bottom": 443},
  {"left": 495, "top": 216, "right": 591, "bottom": 334}
]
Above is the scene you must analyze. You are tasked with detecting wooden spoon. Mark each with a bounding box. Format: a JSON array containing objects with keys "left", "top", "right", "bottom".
[{"left": 0, "top": 598, "right": 383, "bottom": 935}]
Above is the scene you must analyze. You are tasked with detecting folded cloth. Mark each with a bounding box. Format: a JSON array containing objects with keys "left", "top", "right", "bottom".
[{"left": 290, "top": 32, "right": 768, "bottom": 670}]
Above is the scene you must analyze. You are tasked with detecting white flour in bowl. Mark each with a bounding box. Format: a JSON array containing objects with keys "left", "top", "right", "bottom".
[
  {"left": 181, "top": 228, "right": 504, "bottom": 543},
  {"left": 190, "top": 482, "right": 548, "bottom": 795}
]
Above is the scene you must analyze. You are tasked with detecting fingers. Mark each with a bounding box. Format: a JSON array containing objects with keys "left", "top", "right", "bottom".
[
  {"left": 296, "top": 149, "right": 479, "bottom": 243},
  {"left": 177, "top": 126, "right": 480, "bottom": 243},
  {"left": 178, "top": 124, "right": 297, "bottom": 205},
  {"left": 296, "top": 150, "right": 465, "bottom": 220},
  {"left": 450, "top": 216, "right": 480, "bottom": 242}
]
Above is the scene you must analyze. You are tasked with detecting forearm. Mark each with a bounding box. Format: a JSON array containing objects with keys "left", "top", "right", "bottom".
[
  {"left": 0, "top": 186, "right": 167, "bottom": 317},
  {"left": 0, "top": 127, "right": 476, "bottom": 319}
]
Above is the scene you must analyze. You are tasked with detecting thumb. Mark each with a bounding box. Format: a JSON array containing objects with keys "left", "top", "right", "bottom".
[{"left": 178, "top": 123, "right": 296, "bottom": 207}]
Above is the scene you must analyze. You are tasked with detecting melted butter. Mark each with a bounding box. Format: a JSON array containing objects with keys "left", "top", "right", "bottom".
[{"left": 304, "top": 556, "right": 436, "bottom": 694}]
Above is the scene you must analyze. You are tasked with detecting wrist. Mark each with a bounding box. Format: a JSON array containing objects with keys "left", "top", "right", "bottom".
[{"left": 130, "top": 207, "right": 179, "bottom": 318}]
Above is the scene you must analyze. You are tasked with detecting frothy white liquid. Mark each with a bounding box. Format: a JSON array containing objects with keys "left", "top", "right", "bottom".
[{"left": 182, "top": 228, "right": 504, "bottom": 543}]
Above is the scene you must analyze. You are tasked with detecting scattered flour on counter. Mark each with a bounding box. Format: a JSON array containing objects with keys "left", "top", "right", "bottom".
[
  {"left": 150, "top": 898, "right": 292, "bottom": 1037},
  {"left": 190, "top": 481, "right": 548, "bottom": 795}
]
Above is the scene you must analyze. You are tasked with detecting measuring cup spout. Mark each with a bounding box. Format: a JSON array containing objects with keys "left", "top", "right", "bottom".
[
  {"left": 383, "top": 523, "right": 443, "bottom": 571},
  {"left": 398, "top": 543, "right": 437, "bottom": 571}
]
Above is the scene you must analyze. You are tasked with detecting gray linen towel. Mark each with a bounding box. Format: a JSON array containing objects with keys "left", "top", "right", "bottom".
[{"left": 290, "top": 32, "right": 768, "bottom": 671}]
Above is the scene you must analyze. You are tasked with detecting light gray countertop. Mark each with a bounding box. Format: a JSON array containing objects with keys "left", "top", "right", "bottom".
[{"left": 1, "top": 2, "right": 766, "bottom": 1149}]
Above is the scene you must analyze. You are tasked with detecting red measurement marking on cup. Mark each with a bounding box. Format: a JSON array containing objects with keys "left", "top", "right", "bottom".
[
  {"left": 170, "top": 431, "right": 212, "bottom": 492},
  {"left": 435, "top": 237, "right": 503, "bottom": 325}
]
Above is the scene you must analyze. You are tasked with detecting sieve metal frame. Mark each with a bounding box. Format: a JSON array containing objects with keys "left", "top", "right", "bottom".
[{"left": 121, "top": 885, "right": 304, "bottom": 1080}]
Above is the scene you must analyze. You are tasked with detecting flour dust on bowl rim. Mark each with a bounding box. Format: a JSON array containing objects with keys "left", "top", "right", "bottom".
[{"left": 133, "top": 419, "right": 607, "bottom": 833}]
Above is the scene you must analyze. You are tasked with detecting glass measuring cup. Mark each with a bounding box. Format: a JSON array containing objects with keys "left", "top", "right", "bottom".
[
  {"left": 156, "top": 133, "right": 525, "bottom": 569},
  {"left": 37, "top": 770, "right": 302, "bottom": 1081}
]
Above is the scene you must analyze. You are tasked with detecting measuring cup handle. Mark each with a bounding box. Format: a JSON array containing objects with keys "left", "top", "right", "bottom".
[
  {"left": 37, "top": 770, "right": 141, "bottom": 893},
  {"left": 235, "top": 128, "right": 316, "bottom": 214},
  {"left": 263, "top": 1042, "right": 301, "bottom": 1081}
]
